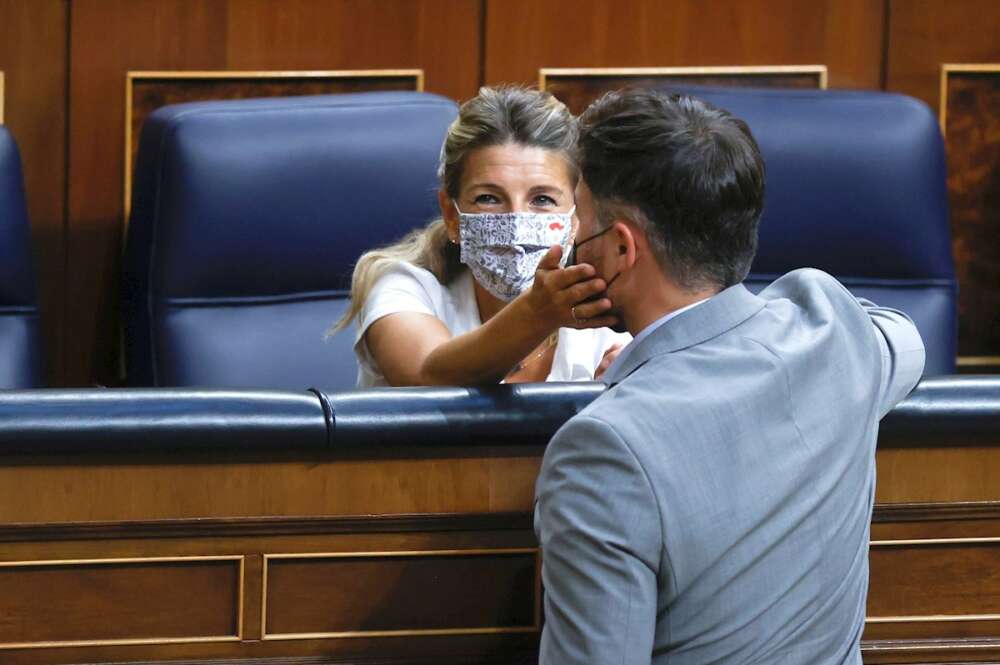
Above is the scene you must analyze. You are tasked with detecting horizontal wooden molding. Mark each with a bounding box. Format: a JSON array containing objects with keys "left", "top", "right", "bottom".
[
  {"left": 873, "top": 501, "right": 1000, "bottom": 522},
  {"left": 863, "top": 635, "right": 1000, "bottom": 654},
  {"left": 47, "top": 653, "right": 541, "bottom": 665},
  {"left": 0, "top": 512, "right": 534, "bottom": 542}
]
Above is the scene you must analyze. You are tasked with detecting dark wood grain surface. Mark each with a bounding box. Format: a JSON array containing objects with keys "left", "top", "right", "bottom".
[
  {"left": 944, "top": 71, "right": 1000, "bottom": 358},
  {"left": 484, "top": 0, "right": 884, "bottom": 89}
]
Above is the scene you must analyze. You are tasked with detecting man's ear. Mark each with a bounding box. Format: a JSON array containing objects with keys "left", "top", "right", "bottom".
[
  {"left": 439, "top": 190, "right": 459, "bottom": 244},
  {"left": 611, "top": 220, "right": 639, "bottom": 271}
]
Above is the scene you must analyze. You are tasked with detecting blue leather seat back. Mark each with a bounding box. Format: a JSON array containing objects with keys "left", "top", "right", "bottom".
[
  {"left": 0, "top": 127, "right": 42, "bottom": 388},
  {"left": 124, "top": 92, "right": 458, "bottom": 391},
  {"left": 669, "top": 86, "right": 957, "bottom": 375}
]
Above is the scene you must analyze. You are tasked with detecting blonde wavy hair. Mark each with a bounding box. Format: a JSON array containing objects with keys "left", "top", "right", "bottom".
[{"left": 329, "top": 85, "right": 578, "bottom": 334}]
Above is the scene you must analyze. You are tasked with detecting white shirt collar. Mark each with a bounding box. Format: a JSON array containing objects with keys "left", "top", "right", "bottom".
[{"left": 601, "top": 298, "right": 709, "bottom": 384}]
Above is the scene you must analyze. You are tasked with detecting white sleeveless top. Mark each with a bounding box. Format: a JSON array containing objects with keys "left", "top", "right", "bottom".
[{"left": 354, "top": 262, "right": 631, "bottom": 388}]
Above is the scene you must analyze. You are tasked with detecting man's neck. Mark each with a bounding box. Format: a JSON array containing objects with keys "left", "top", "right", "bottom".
[{"left": 623, "top": 278, "right": 720, "bottom": 337}]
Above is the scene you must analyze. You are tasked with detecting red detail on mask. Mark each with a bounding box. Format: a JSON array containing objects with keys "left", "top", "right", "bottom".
[{"left": 549, "top": 222, "right": 564, "bottom": 230}]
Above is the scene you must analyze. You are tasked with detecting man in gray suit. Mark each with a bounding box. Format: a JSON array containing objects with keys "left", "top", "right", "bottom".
[{"left": 535, "top": 90, "right": 925, "bottom": 664}]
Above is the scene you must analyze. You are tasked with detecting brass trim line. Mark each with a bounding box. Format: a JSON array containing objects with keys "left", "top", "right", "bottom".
[
  {"left": 871, "top": 536, "right": 1000, "bottom": 546},
  {"left": 123, "top": 68, "right": 424, "bottom": 220},
  {"left": 540, "top": 65, "right": 828, "bottom": 91},
  {"left": 862, "top": 637, "right": 1000, "bottom": 652},
  {"left": 957, "top": 355, "right": 1000, "bottom": 367},
  {"left": 0, "top": 636, "right": 241, "bottom": 651},
  {"left": 867, "top": 613, "right": 1000, "bottom": 624},
  {"left": 261, "top": 547, "right": 540, "bottom": 641},
  {"left": 0, "top": 554, "right": 244, "bottom": 650},
  {"left": 0, "top": 554, "right": 244, "bottom": 566},
  {"left": 264, "top": 626, "right": 539, "bottom": 641},
  {"left": 940, "top": 63, "right": 1000, "bottom": 136}
]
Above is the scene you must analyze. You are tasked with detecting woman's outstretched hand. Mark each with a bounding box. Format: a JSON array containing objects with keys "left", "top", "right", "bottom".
[{"left": 523, "top": 245, "right": 618, "bottom": 330}]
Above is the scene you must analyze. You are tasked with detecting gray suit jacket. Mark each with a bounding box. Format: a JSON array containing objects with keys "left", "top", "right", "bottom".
[{"left": 534, "top": 269, "right": 925, "bottom": 665}]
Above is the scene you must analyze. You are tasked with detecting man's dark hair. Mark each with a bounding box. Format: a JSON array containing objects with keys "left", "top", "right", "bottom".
[{"left": 578, "top": 89, "right": 765, "bottom": 290}]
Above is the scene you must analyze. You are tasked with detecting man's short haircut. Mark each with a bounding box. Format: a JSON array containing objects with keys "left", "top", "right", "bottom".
[{"left": 578, "top": 89, "right": 765, "bottom": 290}]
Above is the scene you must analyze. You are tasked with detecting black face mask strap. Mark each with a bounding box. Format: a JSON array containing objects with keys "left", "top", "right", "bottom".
[
  {"left": 568, "top": 224, "right": 614, "bottom": 267},
  {"left": 574, "top": 224, "right": 614, "bottom": 250}
]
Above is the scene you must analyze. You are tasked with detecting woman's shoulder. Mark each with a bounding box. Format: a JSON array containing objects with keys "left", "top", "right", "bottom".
[
  {"left": 363, "top": 260, "right": 475, "bottom": 331},
  {"left": 371, "top": 260, "right": 444, "bottom": 294}
]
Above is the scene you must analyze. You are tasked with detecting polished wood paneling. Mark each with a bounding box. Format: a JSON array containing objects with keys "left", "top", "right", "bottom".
[
  {"left": 940, "top": 66, "right": 1000, "bottom": 362},
  {"left": 886, "top": 0, "right": 1000, "bottom": 110},
  {"left": 1, "top": 439, "right": 1000, "bottom": 663},
  {"left": 0, "top": 557, "right": 241, "bottom": 647},
  {"left": 886, "top": 1, "right": 1000, "bottom": 367},
  {"left": 0, "top": 517, "right": 540, "bottom": 665},
  {"left": 0, "top": 0, "right": 68, "bottom": 386},
  {"left": 66, "top": 0, "right": 482, "bottom": 387},
  {"left": 542, "top": 66, "right": 825, "bottom": 115},
  {"left": 484, "top": 0, "right": 885, "bottom": 90},
  {"left": 864, "top": 505, "right": 1000, "bottom": 661},
  {"left": 0, "top": 451, "right": 544, "bottom": 523},
  {"left": 875, "top": 447, "right": 1000, "bottom": 504},
  {"left": 867, "top": 540, "right": 1000, "bottom": 639},
  {"left": 264, "top": 550, "right": 537, "bottom": 638}
]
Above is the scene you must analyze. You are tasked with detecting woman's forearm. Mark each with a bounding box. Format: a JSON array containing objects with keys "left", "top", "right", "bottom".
[{"left": 417, "top": 297, "right": 555, "bottom": 385}]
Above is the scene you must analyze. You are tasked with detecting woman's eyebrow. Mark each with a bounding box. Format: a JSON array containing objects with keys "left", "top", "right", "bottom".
[
  {"left": 528, "top": 184, "right": 566, "bottom": 195},
  {"left": 465, "top": 182, "right": 505, "bottom": 191}
]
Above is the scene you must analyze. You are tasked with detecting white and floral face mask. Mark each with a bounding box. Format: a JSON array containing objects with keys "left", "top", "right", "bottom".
[{"left": 455, "top": 202, "right": 575, "bottom": 302}]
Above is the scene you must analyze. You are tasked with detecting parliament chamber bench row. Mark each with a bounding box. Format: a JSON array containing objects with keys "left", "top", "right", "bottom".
[
  {"left": 1, "top": 86, "right": 959, "bottom": 391},
  {"left": 0, "top": 377, "right": 998, "bottom": 664},
  {"left": 0, "top": 84, "right": 986, "bottom": 664}
]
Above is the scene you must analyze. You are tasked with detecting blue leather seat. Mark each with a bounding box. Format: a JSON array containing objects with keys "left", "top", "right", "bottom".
[
  {"left": 123, "top": 92, "right": 458, "bottom": 391},
  {"left": 669, "top": 86, "right": 957, "bottom": 375},
  {"left": 0, "top": 127, "right": 43, "bottom": 388}
]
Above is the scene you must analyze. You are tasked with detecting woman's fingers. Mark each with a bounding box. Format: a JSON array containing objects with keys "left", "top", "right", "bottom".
[
  {"left": 571, "top": 314, "right": 620, "bottom": 330},
  {"left": 571, "top": 298, "right": 612, "bottom": 320},
  {"left": 535, "top": 245, "right": 564, "bottom": 273},
  {"left": 594, "top": 343, "right": 624, "bottom": 380},
  {"left": 563, "top": 277, "right": 607, "bottom": 306},
  {"left": 545, "top": 262, "right": 595, "bottom": 290}
]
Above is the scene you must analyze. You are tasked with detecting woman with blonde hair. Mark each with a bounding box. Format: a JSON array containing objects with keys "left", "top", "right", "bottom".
[{"left": 333, "top": 86, "right": 629, "bottom": 387}]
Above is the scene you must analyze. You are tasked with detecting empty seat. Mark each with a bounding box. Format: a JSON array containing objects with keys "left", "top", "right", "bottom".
[
  {"left": 0, "top": 126, "right": 43, "bottom": 388},
  {"left": 124, "top": 92, "right": 458, "bottom": 391},
  {"left": 669, "top": 86, "right": 957, "bottom": 375}
]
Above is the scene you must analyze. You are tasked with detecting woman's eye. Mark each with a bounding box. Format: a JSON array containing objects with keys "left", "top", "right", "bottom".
[
  {"left": 474, "top": 194, "right": 501, "bottom": 205},
  {"left": 532, "top": 195, "right": 557, "bottom": 207}
]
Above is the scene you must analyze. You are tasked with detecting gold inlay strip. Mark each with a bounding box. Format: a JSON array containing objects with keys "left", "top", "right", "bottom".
[
  {"left": 957, "top": 355, "right": 1000, "bottom": 367},
  {"left": 939, "top": 63, "right": 1000, "bottom": 136},
  {"left": 870, "top": 537, "right": 1000, "bottom": 547},
  {"left": 540, "top": 65, "right": 828, "bottom": 91},
  {"left": 867, "top": 613, "right": 1000, "bottom": 624}
]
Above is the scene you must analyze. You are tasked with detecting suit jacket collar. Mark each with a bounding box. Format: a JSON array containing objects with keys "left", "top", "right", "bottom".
[{"left": 603, "top": 282, "right": 765, "bottom": 386}]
